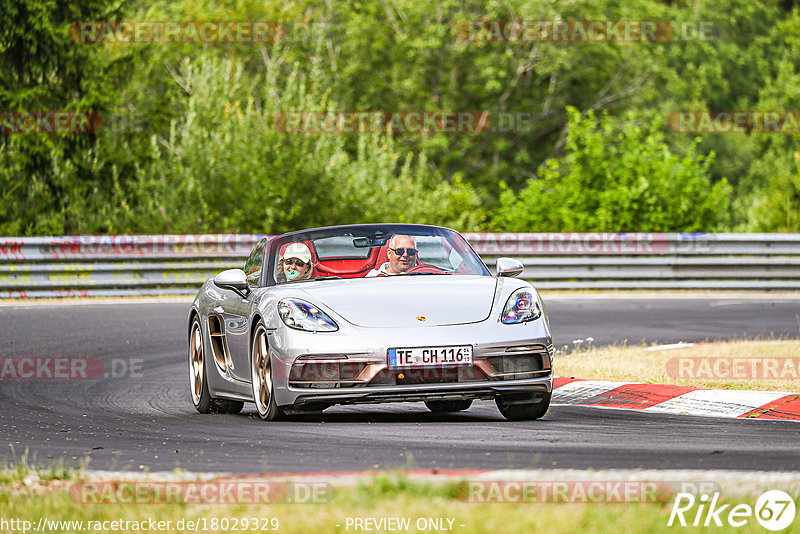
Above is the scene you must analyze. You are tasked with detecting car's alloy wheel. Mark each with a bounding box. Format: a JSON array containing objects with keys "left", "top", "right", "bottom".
[
  {"left": 189, "top": 318, "right": 211, "bottom": 413},
  {"left": 251, "top": 322, "right": 284, "bottom": 420},
  {"left": 424, "top": 400, "right": 473, "bottom": 413},
  {"left": 495, "top": 392, "right": 551, "bottom": 421},
  {"left": 189, "top": 317, "right": 244, "bottom": 415}
]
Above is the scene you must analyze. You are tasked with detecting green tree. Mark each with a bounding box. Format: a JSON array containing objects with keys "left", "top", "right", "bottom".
[
  {"left": 0, "top": 0, "right": 125, "bottom": 234},
  {"left": 745, "top": 151, "right": 800, "bottom": 231},
  {"left": 84, "top": 54, "right": 485, "bottom": 234},
  {"left": 729, "top": 8, "right": 800, "bottom": 230},
  {"left": 492, "top": 107, "right": 730, "bottom": 232}
]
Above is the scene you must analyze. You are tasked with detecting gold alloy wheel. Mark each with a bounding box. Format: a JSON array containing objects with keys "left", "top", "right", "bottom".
[
  {"left": 189, "top": 321, "right": 204, "bottom": 405},
  {"left": 252, "top": 327, "right": 272, "bottom": 415}
]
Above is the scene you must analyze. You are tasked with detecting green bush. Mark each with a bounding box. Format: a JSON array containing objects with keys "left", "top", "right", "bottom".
[
  {"left": 743, "top": 151, "right": 800, "bottom": 232},
  {"left": 492, "top": 107, "right": 731, "bottom": 232},
  {"left": 85, "top": 54, "right": 485, "bottom": 234}
]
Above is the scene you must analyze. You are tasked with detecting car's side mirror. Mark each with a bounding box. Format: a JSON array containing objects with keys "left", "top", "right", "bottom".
[
  {"left": 496, "top": 257, "right": 524, "bottom": 278},
  {"left": 213, "top": 269, "right": 250, "bottom": 297}
]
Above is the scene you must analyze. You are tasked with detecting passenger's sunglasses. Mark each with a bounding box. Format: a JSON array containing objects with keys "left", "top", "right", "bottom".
[
  {"left": 284, "top": 258, "right": 307, "bottom": 267},
  {"left": 389, "top": 247, "right": 417, "bottom": 257}
]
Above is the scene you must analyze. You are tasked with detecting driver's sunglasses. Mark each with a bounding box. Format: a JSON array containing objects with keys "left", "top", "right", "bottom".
[
  {"left": 284, "top": 258, "right": 307, "bottom": 267},
  {"left": 389, "top": 247, "right": 417, "bottom": 257}
]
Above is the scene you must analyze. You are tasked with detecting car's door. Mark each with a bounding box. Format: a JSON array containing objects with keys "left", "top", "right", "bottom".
[{"left": 215, "top": 237, "right": 267, "bottom": 382}]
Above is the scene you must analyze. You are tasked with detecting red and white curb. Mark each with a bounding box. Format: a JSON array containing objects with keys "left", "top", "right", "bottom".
[{"left": 553, "top": 378, "right": 800, "bottom": 421}]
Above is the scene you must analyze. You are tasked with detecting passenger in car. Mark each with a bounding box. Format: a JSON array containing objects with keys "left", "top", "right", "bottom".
[
  {"left": 277, "top": 242, "right": 314, "bottom": 283},
  {"left": 366, "top": 235, "right": 418, "bottom": 277}
]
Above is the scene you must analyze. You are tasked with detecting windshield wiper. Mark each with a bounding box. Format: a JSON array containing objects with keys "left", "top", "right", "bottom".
[{"left": 313, "top": 276, "right": 342, "bottom": 281}]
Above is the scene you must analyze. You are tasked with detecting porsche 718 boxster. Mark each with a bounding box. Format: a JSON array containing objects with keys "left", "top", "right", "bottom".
[{"left": 187, "top": 223, "right": 554, "bottom": 420}]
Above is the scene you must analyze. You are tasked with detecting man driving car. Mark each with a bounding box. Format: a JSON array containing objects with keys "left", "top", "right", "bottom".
[{"left": 366, "top": 235, "right": 418, "bottom": 276}]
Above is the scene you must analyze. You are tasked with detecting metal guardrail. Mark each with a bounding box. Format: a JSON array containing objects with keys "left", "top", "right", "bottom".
[
  {"left": 1, "top": 233, "right": 799, "bottom": 297},
  {"left": 0, "top": 235, "right": 263, "bottom": 298}
]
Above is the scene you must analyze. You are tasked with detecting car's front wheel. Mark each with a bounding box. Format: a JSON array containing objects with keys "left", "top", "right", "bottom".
[
  {"left": 188, "top": 317, "right": 243, "bottom": 414},
  {"left": 251, "top": 322, "right": 284, "bottom": 421},
  {"left": 495, "top": 392, "right": 551, "bottom": 421},
  {"left": 424, "top": 400, "right": 473, "bottom": 413}
]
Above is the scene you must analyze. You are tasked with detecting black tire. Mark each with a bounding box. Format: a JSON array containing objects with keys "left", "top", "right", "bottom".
[
  {"left": 424, "top": 400, "right": 473, "bottom": 413},
  {"left": 495, "top": 392, "right": 551, "bottom": 421},
  {"left": 189, "top": 317, "right": 244, "bottom": 415},
  {"left": 212, "top": 398, "right": 245, "bottom": 415},
  {"left": 251, "top": 321, "right": 285, "bottom": 421}
]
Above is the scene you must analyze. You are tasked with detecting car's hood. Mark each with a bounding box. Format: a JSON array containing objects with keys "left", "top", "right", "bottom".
[{"left": 297, "top": 275, "right": 499, "bottom": 327}]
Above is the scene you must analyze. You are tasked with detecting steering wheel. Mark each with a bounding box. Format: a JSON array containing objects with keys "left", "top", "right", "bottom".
[{"left": 405, "top": 263, "right": 450, "bottom": 274}]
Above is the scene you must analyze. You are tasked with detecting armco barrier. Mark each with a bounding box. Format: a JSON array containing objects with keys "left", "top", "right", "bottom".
[
  {"left": 0, "top": 235, "right": 264, "bottom": 298},
  {"left": 1, "top": 233, "right": 799, "bottom": 298}
]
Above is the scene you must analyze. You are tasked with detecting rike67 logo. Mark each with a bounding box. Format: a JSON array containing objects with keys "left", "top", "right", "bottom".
[{"left": 668, "top": 490, "right": 796, "bottom": 531}]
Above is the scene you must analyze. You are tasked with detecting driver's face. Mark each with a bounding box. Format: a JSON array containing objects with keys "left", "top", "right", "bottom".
[
  {"left": 387, "top": 236, "right": 417, "bottom": 274},
  {"left": 282, "top": 258, "right": 310, "bottom": 279}
]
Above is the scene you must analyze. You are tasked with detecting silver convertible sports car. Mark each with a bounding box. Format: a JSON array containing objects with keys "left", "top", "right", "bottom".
[{"left": 187, "top": 224, "right": 554, "bottom": 420}]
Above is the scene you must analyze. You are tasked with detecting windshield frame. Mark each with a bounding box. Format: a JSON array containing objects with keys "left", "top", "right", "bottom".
[{"left": 264, "top": 223, "right": 490, "bottom": 286}]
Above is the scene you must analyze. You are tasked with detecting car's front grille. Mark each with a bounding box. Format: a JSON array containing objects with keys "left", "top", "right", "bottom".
[
  {"left": 485, "top": 346, "right": 550, "bottom": 380},
  {"left": 486, "top": 354, "right": 543, "bottom": 374},
  {"left": 288, "top": 346, "right": 552, "bottom": 389},
  {"left": 289, "top": 361, "right": 368, "bottom": 388},
  {"left": 396, "top": 368, "right": 458, "bottom": 385},
  {"left": 366, "top": 366, "right": 487, "bottom": 387}
]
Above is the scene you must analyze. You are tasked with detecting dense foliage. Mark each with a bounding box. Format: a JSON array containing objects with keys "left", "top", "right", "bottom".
[
  {"left": 1, "top": 0, "right": 799, "bottom": 235},
  {"left": 493, "top": 108, "right": 731, "bottom": 232}
]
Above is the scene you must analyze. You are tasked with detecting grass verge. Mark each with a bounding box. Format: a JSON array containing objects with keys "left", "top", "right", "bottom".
[
  {"left": 0, "top": 449, "right": 86, "bottom": 486},
  {"left": 1, "top": 474, "right": 796, "bottom": 533},
  {"left": 556, "top": 339, "right": 800, "bottom": 391}
]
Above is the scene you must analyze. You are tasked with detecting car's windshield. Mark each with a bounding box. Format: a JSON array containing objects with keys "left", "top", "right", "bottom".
[{"left": 267, "top": 224, "right": 489, "bottom": 285}]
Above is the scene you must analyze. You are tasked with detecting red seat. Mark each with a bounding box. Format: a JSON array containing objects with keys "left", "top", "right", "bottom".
[
  {"left": 281, "top": 238, "right": 438, "bottom": 278},
  {"left": 313, "top": 246, "right": 383, "bottom": 278},
  {"left": 374, "top": 243, "right": 390, "bottom": 268}
]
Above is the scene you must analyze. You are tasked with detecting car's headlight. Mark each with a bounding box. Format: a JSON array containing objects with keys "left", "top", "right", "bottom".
[
  {"left": 500, "top": 288, "right": 541, "bottom": 324},
  {"left": 277, "top": 299, "right": 338, "bottom": 332}
]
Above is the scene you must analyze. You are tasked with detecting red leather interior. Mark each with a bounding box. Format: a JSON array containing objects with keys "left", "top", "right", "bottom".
[
  {"left": 312, "top": 243, "right": 389, "bottom": 278},
  {"left": 279, "top": 239, "right": 437, "bottom": 278},
  {"left": 374, "top": 243, "right": 390, "bottom": 267}
]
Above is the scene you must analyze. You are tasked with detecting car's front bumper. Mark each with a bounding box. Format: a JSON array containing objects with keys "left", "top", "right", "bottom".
[
  {"left": 286, "top": 374, "right": 552, "bottom": 411},
  {"left": 269, "top": 318, "right": 554, "bottom": 410}
]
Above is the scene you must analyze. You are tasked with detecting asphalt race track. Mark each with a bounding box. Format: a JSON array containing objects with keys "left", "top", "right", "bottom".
[{"left": 1, "top": 296, "right": 799, "bottom": 473}]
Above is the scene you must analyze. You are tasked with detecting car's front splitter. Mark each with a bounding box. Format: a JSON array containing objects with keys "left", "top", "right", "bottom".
[{"left": 286, "top": 375, "right": 552, "bottom": 410}]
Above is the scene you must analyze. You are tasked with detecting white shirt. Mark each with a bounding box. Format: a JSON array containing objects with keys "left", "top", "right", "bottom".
[{"left": 365, "top": 262, "right": 395, "bottom": 277}]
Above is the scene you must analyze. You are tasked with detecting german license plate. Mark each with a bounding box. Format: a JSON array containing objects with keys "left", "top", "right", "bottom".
[{"left": 387, "top": 346, "right": 473, "bottom": 368}]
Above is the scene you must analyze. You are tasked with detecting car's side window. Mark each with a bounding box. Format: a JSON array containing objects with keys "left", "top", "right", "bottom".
[{"left": 244, "top": 238, "right": 267, "bottom": 286}]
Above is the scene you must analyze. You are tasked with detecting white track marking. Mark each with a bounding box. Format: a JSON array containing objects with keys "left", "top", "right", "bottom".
[
  {"left": 552, "top": 380, "right": 628, "bottom": 405},
  {"left": 645, "top": 389, "right": 789, "bottom": 417}
]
